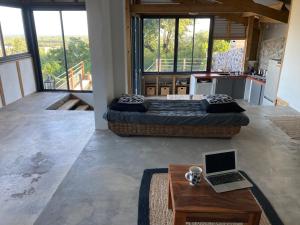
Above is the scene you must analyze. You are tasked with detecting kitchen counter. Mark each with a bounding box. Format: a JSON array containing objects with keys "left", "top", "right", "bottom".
[
  {"left": 246, "top": 75, "right": 266, "bottom": 85},
  {"left": 192, "top": 73, "right": 247, "bottom": 79},
  {"left": 192, "top": 73, "right": 265, "bottom": 84}
]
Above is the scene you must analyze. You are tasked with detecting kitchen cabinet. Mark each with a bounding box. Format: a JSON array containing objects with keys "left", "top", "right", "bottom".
[
  {"left": 232, "top": 79, "right": 246, "bottom": 99},
  {"left": 214, "top": 78, "right": 245, "bottom": 99},
  {"left": 244, "top": 79, "right": 251, "bottom": 101},
  {"left": 249, "top": 81, "right": 265, "bottom": 105},
  {"left": 214, "top": 78, "right": 233, "bottom": 96}
]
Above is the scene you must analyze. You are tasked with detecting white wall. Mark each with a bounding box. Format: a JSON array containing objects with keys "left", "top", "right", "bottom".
[
  {"left": 0, "top": 62, "right": 22, "bottom": 105},
  {"left": 110, "top": 0, "right": 127, "bottom": 97},
  {"left": 86, "top": 0, "right": 127, "bottom": 129},
  {"left": 0, "top": 58, "right": 36, "bottom": 108},
  {"left": 278, "top": 1, "right": 300, "bottom": 111},
  {"left": 19, "top": 58, "right": 36, "bottom": 96}
]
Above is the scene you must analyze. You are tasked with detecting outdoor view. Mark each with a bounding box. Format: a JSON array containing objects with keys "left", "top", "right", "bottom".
[
  {"left": 212, "top": 40, "right": 246, "bottom": 72},
  {"left": 143, "top": 18, "right": 211, "bottom": 73},
  {"left": 34, "top": 11, "right": 92, "bottom": 91},
  {"left": 0, "top": 6, "right": 28, "bottom": 56}
]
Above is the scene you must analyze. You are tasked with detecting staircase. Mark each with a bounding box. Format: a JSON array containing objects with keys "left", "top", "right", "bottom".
[{"left": 48, "top": 94, "right": 93, "bottom": 111}]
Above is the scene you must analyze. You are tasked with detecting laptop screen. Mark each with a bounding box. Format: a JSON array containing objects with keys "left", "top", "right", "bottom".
[{"left": 205, "top": 151, "right": 236, "bottom": 174}]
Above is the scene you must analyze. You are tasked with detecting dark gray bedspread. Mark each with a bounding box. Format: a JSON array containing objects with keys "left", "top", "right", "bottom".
[{"left": 104, "top": 100, "right": 250, "bottom": 126}]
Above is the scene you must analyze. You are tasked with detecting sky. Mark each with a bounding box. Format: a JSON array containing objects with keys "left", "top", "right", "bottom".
[
  {"left": 34, "top": 11, "right": 89, "bottom": 36},
  {"left": 0, "top": 6, "right": 89, "bottom": 36},
  {"left": 0, "top": 6, "right": 26, "bottom": 36}
]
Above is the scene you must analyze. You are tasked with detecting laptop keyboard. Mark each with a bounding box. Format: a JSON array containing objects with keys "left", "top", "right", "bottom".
[{"left": 207, "top": 172, "right": 245, "bottom": 186}]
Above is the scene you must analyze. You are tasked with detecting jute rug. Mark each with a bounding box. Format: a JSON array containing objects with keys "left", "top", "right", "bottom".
[
  {"left": 138, "top": 169, "right": 284, "bottom": 225},
  {"left": 270, "top": 116, "right": 300, "bottom": 140}
]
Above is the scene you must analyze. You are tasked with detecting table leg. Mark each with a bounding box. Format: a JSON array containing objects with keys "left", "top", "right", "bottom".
[
  {"left": 245, "top": 212, "right": 261, "bottom": 225},
  {"left": 168, "top": 178, "right": 172, "bottom": 210},
  {"left": 173, "top": 211, "right": 186, "bottom": 225}
]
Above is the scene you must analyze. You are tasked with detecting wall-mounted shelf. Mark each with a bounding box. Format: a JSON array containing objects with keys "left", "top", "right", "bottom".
[{"left": 142, "top": 75, "right": 190, "bottom": 96}]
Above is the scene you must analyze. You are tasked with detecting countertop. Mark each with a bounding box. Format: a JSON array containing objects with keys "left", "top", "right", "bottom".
[{"left": 192, "top": 73, "right": 266, "bottom": 84}]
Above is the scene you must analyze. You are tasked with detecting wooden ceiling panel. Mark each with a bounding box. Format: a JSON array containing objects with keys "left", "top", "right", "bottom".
[{"left": 132, "top": 0, "right": 289, "bottom": 23}]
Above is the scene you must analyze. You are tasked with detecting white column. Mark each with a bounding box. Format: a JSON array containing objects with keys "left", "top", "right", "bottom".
[
  {"left": 86, "top": 0, "right": 115, "bottom": 129},
  {"left": 110, "top": 0, "right": 127, "bottom": 97}
]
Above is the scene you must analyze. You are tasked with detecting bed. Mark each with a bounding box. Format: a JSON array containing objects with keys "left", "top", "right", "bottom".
[{"left": 104, "top": 100, "right": 249, "bottom": 138}]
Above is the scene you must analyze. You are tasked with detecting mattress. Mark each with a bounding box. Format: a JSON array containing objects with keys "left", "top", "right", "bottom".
[{"left": 104, "top": 100, "right": 250, "bottom": 126}]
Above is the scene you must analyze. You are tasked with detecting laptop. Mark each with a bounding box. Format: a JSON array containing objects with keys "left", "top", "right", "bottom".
[{"left": 203, "top": 149, "right": 252, "bottom": 193}]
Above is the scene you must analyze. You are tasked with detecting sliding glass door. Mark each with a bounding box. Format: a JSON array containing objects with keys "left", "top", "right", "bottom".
[{"left": 33, "top": 10, "right": 92, "bottom": 91}]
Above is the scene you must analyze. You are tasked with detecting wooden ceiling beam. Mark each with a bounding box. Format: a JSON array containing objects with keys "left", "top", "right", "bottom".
[
  {"left": 218, "top": 14, "right": 248, "bottom": 25},
  {"left": 131, "top": 3, "right": 246, "bottom": 15},
  {"left": 130, "top": 0, "right": 289, "bottom": 23},
  {"left": 243, "top": 0, "right": 289, "bottom": 23}
]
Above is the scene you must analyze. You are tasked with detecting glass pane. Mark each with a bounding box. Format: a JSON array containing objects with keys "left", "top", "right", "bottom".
[
  {"left": 0, "top": 6, "right": 28, "bottom": 55},
  {"left": 212, "top": 40, "right": 246, "bottom": 72},
  {"left": 62, "top": 11, "right": 92, "bottom": 91},
  {"left": 177, "top": 18, "right": 194, "bottom": 72},
  {"left": 34, "top": 11, "right": 67, "bottom": 90},
  {"left": 192, "top": 18, "right": 210, "bottom": 71},
  {"left": 143, "top": 18, "right": 159, "bottom": 72},
  {"left": 159, "top": 19, "right": 175, "bottom": 72}
]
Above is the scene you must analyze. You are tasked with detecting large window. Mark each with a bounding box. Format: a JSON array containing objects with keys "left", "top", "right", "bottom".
[
  {"left": 34, "top": 10, "right": 92, "bottom": 91},
  {"left": 143, "top": 17, "right": 211, "bottom": 74},
  {"left": 0, "top": 6, "right": 28, "bottom": 57}
]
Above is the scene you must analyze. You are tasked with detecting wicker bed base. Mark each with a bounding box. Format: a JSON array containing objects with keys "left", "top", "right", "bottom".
[{"left": 108, "top": 122, "right": 241, "bottom": 138}]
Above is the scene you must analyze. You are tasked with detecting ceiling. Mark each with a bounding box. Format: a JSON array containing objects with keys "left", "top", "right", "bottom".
[
  {"left": 255, "top": 0, "right": 290, "bottom": 6},
  {"left": 140, "top": 0, "right": 291, "bottom": 7}
]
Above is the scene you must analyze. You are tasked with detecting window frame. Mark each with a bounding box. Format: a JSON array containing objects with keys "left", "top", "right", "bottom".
[
  {"left": 0, "top": 4, "right": 30, "bottom": 60},
  {"left": 141, "top": 15, "right": 214, "bottom": 75},
  {"left": 30, "top": 6, "right": 92, "bottom": 93}
]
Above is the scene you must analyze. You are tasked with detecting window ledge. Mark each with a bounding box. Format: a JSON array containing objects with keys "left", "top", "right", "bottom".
[{"left": 0, "top": 53, "right": 31, "bottom": 64}]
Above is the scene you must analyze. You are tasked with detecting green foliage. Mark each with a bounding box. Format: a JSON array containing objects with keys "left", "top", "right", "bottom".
[
  {"left": 143, "top": 19, "right": 214, "bottom": 72},
  {"left": 39, "top": 37, "right": 91, "bottom": 80},
  {"left": 143, "top": 19, "right": 232, "bottom": 72},
  {"left": 66, "top": 37, "right": 91, "bottom": 73},
  {"left": 213, "top": 40, "right": 231, "bottom": 53},
  {"left": 3, "top": 36, "right": 27, "bottom": 55}
]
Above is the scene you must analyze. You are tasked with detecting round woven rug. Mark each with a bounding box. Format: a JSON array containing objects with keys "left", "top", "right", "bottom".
[{"left": 149, "top": 174, "right": 271, "bottom": 225}]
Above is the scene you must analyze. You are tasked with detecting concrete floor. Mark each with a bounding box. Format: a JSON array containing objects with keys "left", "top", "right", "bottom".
[
  {"left": 35, "top": 99, "right": 300, "bottom": 225},
  {"left": 0, "top": 93, "right": 300, "bottom": 225},
  {"left": 0, "top": 93, "right": 94, "bottom": 225}
]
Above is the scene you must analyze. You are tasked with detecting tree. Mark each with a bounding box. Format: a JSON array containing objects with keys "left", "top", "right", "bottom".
[
  {"left": 213, "top": 40, "right": 230, "bottom": 53},
  {"left": 39, "top": 37, "right": 91, "bottom": 81},
  {"left": 143, "top": 18, "right": 232, "bottom": 72},
  {"left": 4, "top": 36, "right": 27, "bottom": 55}
]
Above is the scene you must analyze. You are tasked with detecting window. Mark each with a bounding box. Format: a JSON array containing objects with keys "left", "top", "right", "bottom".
[
  {"left": 0, "top": 6, "right": 28, "bottom": 57},
  {"left": 212, "top": 40, "right": 246, "bottom": 72},
  {"left": 62, "top": 11, "right": 91, "bottom": 91},
  {"left": 34, "top": 10, "right": 92, "bottom": 91},
  {"left": 143, "top": 17, "right": 211, "bottom": 74},
  {"left": 143, "top": 18, "right": 175, "bottom": 72},
  {"left": 177, "top": 18, "right": 210, "bottom": 72}
]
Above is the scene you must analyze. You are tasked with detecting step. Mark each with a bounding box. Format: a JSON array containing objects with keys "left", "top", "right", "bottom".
[
  {"left": 75, "top": 105, "right": 89, "bottom": 111},
  {"left": 57, "top": 99, "right": 80, "bottom": 110}
]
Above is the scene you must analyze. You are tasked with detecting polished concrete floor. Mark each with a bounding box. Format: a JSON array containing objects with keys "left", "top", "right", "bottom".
[
  {"left": 0, "top": 93, "right": 300, "bottom": 225},
  {"left": 0, "top": 93, "right": 94, "bottom": 225}
]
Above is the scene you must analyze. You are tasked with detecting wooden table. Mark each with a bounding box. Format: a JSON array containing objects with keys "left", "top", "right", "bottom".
[{"left": 168, "top": 164, "right": 262, "bottom": 225}]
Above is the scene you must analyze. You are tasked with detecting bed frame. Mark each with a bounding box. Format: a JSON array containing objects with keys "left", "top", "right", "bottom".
[{"left": 108, "top": 122, "right": 241, "bottom": 138}]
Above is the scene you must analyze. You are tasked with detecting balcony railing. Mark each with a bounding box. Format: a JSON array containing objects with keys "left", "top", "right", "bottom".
[
  {"left": 145, "top": 58, "right": 207, "bottom": 72},
  {"left": 44, "top": 61, "right": 92, "bottom": 91}
]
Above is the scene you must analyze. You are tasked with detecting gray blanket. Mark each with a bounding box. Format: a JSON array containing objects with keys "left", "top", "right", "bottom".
[{"left": 104, "top": 100, "right": 250, "bottom": 126}]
